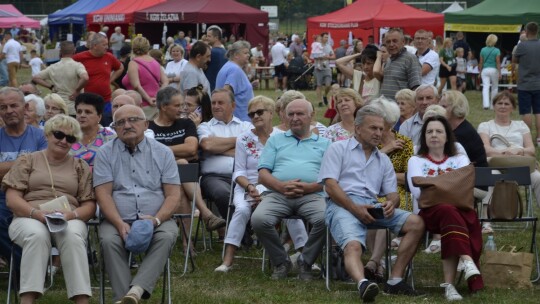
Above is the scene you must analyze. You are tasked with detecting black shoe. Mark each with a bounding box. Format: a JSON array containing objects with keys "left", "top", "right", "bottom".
[
  {"left": 296, "top": 254, "right": 313, "bottom": 281},
  {"left": 383, "top": 280, "right": 424, "bottom": 296},
  {"left": 358, "top": 280, "right": 379, "bottom": 302},
  {"left": 323, "top": 96, "right": 328, "bottom": 105}
]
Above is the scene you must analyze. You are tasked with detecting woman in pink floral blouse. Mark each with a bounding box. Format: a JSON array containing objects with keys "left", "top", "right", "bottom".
[{"left": 322, "top": 88, "right": 363, "bottom": 142}]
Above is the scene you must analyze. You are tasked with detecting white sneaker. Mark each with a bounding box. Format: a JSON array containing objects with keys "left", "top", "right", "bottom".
[
  {"left": 311, "top": 263, "right": 321, "bottom": 271},
  {"left": 441, "top": 283, "right": 463, "bottom": 301},
  {"left": 456, "top": 259, "right": 464, "bottom": 272},
  {"left": 214, "top": 264, "right": 232, "bottom": 273},
  {"left": 462, "top": 260, "right": 480, "bottom": 280},
  {"left": 289, "top": 252, "right": 301, "bottom": 271}
]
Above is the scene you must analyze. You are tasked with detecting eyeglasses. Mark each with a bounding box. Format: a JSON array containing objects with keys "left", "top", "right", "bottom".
[
  {"left": 247, "top": 109, "right": 267, "bottom": 119},
  {"left": 52, "top": 131, "right": 77, "bottom": 144},
  {"left": 179, "top": 102, "right": 197, "bottom": 109},
  {"left": 45, "top": 105, "right": 62, "bottom": 113},
  {"left": 112, "top": 116, "right": 146, "bottom": 128}
]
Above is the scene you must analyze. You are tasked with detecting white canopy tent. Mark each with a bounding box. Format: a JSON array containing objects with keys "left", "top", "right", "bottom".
[{"left": 442, "top": 1, "right": 464, "bottom": 13}]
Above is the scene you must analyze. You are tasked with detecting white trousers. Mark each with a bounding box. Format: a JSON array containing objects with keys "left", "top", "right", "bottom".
[
  {"left": 9, "top": 217, "right": 91, "bottom": 299},
  {"left": 224, "top": 187, "right": 308, "bottom": 249},
  {"left": 481, "top": 67, "right": 499, "bottom": 108}
]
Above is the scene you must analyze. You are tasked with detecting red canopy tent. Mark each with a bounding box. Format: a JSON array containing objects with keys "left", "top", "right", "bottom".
[
  {"left": 134, "top": 0, "right": 269, "bottom": 54},
  {"left": 307, "top": 0, "right": 444, "bottom": 48},
  {"left": 86, "top": 0, "right": 165, "bottom": 35},
  {"left": 0, "top": 5, "right": 40, "bottom": 29}
]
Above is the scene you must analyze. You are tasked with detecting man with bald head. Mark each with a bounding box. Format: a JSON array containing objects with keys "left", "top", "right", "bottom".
[
  {"left": 93, "top": 104, "right": 181, "bottom": 303},
  {"left": 252, "top": 99, "right": 330, "bottom": 281}
]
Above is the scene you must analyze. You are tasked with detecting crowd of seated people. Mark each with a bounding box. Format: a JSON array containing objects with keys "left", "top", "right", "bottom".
[{"left": 5, "top": 22, "right": 540, "bottom": 303}]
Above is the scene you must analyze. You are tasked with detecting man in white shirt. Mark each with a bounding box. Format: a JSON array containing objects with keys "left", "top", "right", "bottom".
[
  {"left": 0, "top": 32, "right": 22, "bottom": 87},
  {"left": 197, "top": 88, "right": 252, "bottom": 219},
  {"left": 250, "top": 43, "right": 265, "bottom": 66},
  {"left": 270, "top": 37, "right": 288, "bottom": 92},
  {"left": 414, "top": 29, "right": 440, "bottom": 85}
]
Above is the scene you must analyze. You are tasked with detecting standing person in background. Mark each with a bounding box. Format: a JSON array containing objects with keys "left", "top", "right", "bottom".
[
  {"left": 250, "top": 43, "right": 265, "bottom": 66},
  {"left": 109, "top": 27, "right": 125, "bottom": 59},
  {"left": 73, "top": 34, "right": 123, "bottom": 114},
  {"left": 289, "top": 34, "right": 304, "bottom": 59},
  {"left": 165, "top": 45, "right": 188, "bottom": 90},
  {"left": 33, "top": 41, "right": 89, "bottom": 116},
  {"left": 414, "top": 29, "right": 440, "bottom": 86},
  {"left": 216, "top": 41, "right": 254, "bottom": 122},
  {"left": 335, "top": 40, "right": 348, "bottom": 87},
  {"left": 437, "top": 38, "right": 457, "bottom": 95},
  {"left": 175, "top": 31, "right": 188, "bottom": 50},
  {"left": 0, "top": 35, "right": 9, "bottom": 87},
  {"left": 513, "top": 22, "right": 540, "bottom": 146},
  {"left": 1, "top": 32, "right": 22, "bottom": 87},
  {"left": 180, "top": 41, "right": 211, "bottom": 96},
  {"left": 478, "top": 34, "right": 501, "bottom": 110},
  {"left": 453, "top": 32, "right": 470, "bottom": 60},
  {"left": 122, "top": 36, "right": 168, "bottom": 121},
  {"left": 114, "top": 45, "right": 131, "bottom": 90},
  {"left": 26, "top": 50, "right": 45, "bottom": 77},
  {"left": 270, "top": 37, "right": 288, "bottom": 92},
  {"left": 205, "top": 25, "right": 227, "bottom": 92},
  {"left": 312, "top": 32, "right": 335, "bottom": 107}
]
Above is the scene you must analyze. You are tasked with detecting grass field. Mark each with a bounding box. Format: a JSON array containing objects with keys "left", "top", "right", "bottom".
[{"left": 1, "top": 71, "right": 540, "bottom": 303}]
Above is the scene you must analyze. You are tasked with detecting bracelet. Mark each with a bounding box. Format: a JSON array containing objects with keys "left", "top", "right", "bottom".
[
  {"left": 245, "top": 184, "right": 254, "bottom": 192},
  {"left": 155, "top": 217, "right": 161, "bottom": 227},
  {"left": 30, "top": 208, "right": 36, "bottom": 219},
  {"left": 73, "top": 210, "right": 80, "bottom": 220}
]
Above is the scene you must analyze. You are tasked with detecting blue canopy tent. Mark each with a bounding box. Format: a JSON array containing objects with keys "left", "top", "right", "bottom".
[{"left": 48, "top": 0, "right": 115, "bottom": 43}]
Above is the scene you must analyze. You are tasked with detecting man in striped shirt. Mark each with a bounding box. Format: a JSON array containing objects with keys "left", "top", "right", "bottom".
[{"left": 380, "top": 28, "right": 422, "bottom": 100}]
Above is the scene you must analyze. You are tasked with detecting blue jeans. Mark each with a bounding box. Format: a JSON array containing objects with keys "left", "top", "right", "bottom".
[
  {"left": 0, "top": 59, "right": 8, "bottom": 86},
  {"left": 0, "top": 198, "right": 21, "bottom": 274}
]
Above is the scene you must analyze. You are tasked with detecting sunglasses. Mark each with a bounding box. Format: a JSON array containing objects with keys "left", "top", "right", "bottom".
[
  {"left": 52, "top": 131, "right": 77, "bottom": 144},
  {"left": 248, "top": 109, "right": 267, "bottom": 119}
]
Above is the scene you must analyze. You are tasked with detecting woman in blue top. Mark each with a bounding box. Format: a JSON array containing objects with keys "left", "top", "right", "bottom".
[{"left": 479, "top": 34, "right": 501, "bottom": 110}]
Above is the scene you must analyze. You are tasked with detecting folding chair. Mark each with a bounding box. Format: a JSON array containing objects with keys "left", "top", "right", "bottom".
[
  {"left": 324, "top": 226, "right": 391, "bottom": 291},
  {"left": 172, "top": 163, "right": 199, "bottom": 275},
  {"left": 475, "top": 166, "right": 540, "bottom": 282}
]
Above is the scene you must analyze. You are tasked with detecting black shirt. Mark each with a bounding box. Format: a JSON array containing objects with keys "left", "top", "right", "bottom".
[{"left": 454, "top": 119, "right": 488, "bottom": 167}]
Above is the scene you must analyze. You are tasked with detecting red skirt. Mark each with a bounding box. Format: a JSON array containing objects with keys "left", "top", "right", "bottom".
[{"left": 419, "top": 204, "right": 484, "bottom": 292}]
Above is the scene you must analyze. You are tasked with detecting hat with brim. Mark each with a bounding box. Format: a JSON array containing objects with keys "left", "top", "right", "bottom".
[{"left": 125, "top": 219, "right": 154, "bottom": 254}]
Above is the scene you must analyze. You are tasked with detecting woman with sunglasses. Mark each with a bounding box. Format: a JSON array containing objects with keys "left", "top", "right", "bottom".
[
  {"left": 69, "top": 93, "right": 116, "bottom": 169},
  {"left": 216, "top": 95, "right": 307, "bottom": 272},
  {"left": 3, "top": 114, "right": 96, "bottom": 303}
]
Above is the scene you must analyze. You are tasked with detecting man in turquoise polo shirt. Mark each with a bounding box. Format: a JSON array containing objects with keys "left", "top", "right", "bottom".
[{"left": 252, "top": 99, "right": 330, "bottom": 281}]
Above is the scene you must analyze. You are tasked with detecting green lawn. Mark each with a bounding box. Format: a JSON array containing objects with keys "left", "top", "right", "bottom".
[{"left": 1, "top": 71, "right": 540, "bottom": 303}]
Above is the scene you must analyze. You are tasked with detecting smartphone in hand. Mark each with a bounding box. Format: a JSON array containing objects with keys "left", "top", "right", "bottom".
[{"left": 367, "top": 207, "right": 384, "bottom": 219}]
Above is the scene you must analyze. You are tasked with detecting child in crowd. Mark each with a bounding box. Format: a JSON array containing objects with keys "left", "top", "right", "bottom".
[
  {"left": 310, "top": 35, "right": 325, "bottom": 69},
  {"left": 324, "top": 83, "right": 340, "bottom": 124},
  {"left": 360, "top": 46, "right": 382, "bottom": 102},
  {"left": 455, "top": 47, "right": 467, "bottom": 93},
  {"left": 27, "top": 49, "right": 45, "bottom": 77}
]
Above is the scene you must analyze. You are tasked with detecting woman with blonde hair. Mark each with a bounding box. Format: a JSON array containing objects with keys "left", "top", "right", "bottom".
[
  {"left": 43, "top": 93, "right": 68, "bottom": 122},
  {"left": 4, "top": 114, "right": 96, "bottom": 303},
  {"left": 122, "top": 35, "right": 168, "bottom": 120},
  {"left": 165, "top": 44, "right": 188, "bottom": 90},
  {"left": 479, "top": 34, "right": 501, "bottom": 109},
  {"left": 323, "top": 88, "right": 364, "bottom": 142},
  {"left": 438, "top": 38, "right": 457, "bottom": 95},
  {"left": 394, "top": 89, "right": 416, "bottom": 131}
]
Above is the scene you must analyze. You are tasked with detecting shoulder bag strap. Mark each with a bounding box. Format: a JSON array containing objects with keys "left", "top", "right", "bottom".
[
  {"left": 133, "top": 58, "right": 160, "bottom": 85},
  {"left": 490, "top": 133, "right": 512, "bottom": 147},
  {"left": 41, "top": 151, "right": 58, "bottom": 198}
]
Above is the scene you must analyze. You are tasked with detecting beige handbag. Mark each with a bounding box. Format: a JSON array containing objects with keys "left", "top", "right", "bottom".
[{"left": 489, "top": 134, "right": 538, "bottom": 173}]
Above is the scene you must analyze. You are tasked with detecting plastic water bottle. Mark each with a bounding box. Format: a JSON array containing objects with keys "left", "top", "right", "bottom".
[{"left": 484, "top": 235, "right": 497, "bottom": 251}]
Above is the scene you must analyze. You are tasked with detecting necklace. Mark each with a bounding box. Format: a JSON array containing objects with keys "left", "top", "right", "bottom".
[
  {"left": 494, "top": 120, "right": 512, "bottom": 138},
  {"left": 425, "top": 153, "right": 448, "bottom": 165}
]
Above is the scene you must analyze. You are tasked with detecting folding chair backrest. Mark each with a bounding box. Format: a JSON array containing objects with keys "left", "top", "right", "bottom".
[
  {"left": 177, "top": 163, "right": 200, "bottom": 184},
  {"left": 474, "top": 166, "right": 531, "bottom": 187}
]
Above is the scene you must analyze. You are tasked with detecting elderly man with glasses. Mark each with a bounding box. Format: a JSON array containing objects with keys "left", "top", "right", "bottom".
[{"left": 93, "top": 104, "right": 181, "bottom": 304}]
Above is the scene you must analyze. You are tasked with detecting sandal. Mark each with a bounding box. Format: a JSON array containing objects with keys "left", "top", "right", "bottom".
[
  {"left": 424, "top": 240, "right": 441, "bottom": 254},
  {"left": 391, "top": 237, "right": 401, "bottom": 249},
  {"left": 482, "top": 223, "right": 493, "bottom": 234},
  {"left": 364, "top": 260, "right": 384, "bottom": 283}
]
